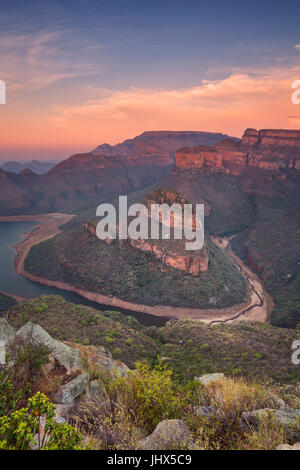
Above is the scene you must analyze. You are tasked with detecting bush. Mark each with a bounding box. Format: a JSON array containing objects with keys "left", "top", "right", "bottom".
[
  {"left": 192, "top": 377, "right": 276, "bottom": 450},
  {"left": 105, "top": 361, "right": 184, "bottom": 432},
  {"left": 0, "top": 392, "right": 82, "bottom": 450},
  {"left": 0, "top": 369, "right": 30, "bottom": 418},
  {"left": 240, "top": 413, "right": 286, "bottom": 450},
  {"left": 8, "top": 335, "right": 51, "bottom": 398}
]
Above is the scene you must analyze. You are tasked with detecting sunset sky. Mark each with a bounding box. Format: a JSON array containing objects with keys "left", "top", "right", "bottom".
[{"left": 1, "top": 0, "right": 300, "bottom": 161}]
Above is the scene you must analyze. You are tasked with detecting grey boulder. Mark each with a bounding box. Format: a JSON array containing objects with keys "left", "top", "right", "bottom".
[
  {"left": 240, "top": 408, "right": 300, "bottom": 442},
  {"left": 16, "top": 322, "right": 82, "bottom": 374},
  {"left": 194, "top": 373, "right": 225, "bottom": 386},
  {"left": 138, "top": 419, "right": 191, "bottom": 450},
  {"left": 0, "top": 318, "right": 15, "bottom": 345},
  {"left": 55, "top": 373, "right": 90, "bottom": 404}
]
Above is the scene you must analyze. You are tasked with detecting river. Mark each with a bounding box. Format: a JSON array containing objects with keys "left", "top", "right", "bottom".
[{"left": 0, "top": 221, "right": 167, "bottom": 326}]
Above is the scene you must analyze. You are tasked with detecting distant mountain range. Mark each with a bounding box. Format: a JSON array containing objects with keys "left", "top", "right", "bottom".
[
  {"left": 0, "top": 130, "right": 234, "bottom": 215},
  {"left": 0, "top": 160, "right": 58, "bottom": 175}
]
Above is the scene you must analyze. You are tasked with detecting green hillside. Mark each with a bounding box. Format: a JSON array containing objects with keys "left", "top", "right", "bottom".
[
  {"left": 6, "top": 295, "right": 300, "bottom": 384},
  {"left": 24, "top": 226, "right": 246, "bottom": 309},
  {"left": 231, "top": 207, "right": 300, "bottom": 328}
]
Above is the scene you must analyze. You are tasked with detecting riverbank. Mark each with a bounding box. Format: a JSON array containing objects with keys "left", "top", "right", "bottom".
[{"left": 0, "top": 214, "right": 270, "bottom": 323}]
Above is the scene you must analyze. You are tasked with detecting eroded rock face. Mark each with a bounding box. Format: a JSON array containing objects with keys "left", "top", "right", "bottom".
[
  {"left": 138, "top": 419, "right": 191, "bottom": 450},
  {"left": 174, "top": 128, "right": 300, "bottom": 175},
  {"left": 242, "top": 129, "right": 300, "bottom": 148},
  {"left": 129, "top": 238, "right": 209, "bottom": 274}
]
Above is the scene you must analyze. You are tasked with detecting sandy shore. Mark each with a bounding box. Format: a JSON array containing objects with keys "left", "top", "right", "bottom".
[{"left": 0, "top": 214, "right": 270, "bottom": 323}]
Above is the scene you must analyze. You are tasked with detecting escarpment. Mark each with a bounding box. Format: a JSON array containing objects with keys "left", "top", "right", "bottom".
[{"left": 174, "top": 128, "right": 300, "bottom": 175}]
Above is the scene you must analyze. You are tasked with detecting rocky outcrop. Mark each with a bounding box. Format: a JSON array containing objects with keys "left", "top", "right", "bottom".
[
  {"left": 84, "top": 188, "right": 209, "bottom": 275},
  {"left": 129, "top": 188, "right": 209, "bottom": 275},
  {"left": 87, "top": 379, "right": 106, "bottom": 402},
  {"left": 138, "top": 419, "right": 191, "bottom": 450},
  {"left": 174, "top": 128, "right": 300, "bottom": 175},
  {"left": 16, "top": 322, "right": 83, "bottom": 374},
  {"left": 242, "top": 128, "right": 300, "bottom": 148},
  {"left": 129, "top": 238, "right": 209, "bottom": 274}
]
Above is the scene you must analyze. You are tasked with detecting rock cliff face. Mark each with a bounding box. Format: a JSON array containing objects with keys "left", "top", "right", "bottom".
[
  {"left": 174, "top": 129, "right": 300, "bottom": 175},
  {"left": 242, "top": 128, "right": 300, "bottom": 148},
  {"left": 130, "top": 188, "right": 209, "bottom": 275},
  {"left": 128, "top": 237, "right": 208, "bottom": 274},
  {"left": 84, "top": 189, "right": 209, "bottom": 275}
]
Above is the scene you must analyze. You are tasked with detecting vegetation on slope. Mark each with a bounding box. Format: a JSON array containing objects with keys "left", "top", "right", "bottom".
[
  {"left": 7, "top": 296, "right": 159, "bottom": 368},
  {"left": 24, "top": 227, "right": 246, "bottom": 309},
  {"left": 150, "top": 318, "right": 300, "bottom": 384},
  {"left": 0, "top": 293, "right": 16, "bottom": 312},
  {"left": 231, "top": 207, "right": 300, "bottom": 328},
  {"left": 162, "top": 171, "right": 300, "bottom": 236},
  {"left": 7, "top": 296, "right": 300, "bottom": 384}
]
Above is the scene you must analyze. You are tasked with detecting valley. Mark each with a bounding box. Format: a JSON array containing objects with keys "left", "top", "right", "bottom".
[{"left": 0, "top": 211, "right": 269, "bottom": 325}]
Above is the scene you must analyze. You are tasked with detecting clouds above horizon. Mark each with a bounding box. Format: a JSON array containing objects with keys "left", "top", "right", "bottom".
[
  {"left": 46, "top": 66, "right": 300, "bottom": 145},
  {"left": 1, "top": 1, "right": 300, "bottom": 159},
  {"left": 0, "top": 30, "right": 103, "bottom": 94}
]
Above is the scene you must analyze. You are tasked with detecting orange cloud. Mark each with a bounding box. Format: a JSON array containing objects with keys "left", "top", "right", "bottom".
[
  {"left": 1, "top": 66, "right": 300, "bottom": 158},
  {"left": 46, "top": 67, "right": 300, "bottom": 144}
]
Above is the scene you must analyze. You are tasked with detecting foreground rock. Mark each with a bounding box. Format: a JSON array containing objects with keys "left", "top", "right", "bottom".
[
  {"left": 87, "top": 379, "right": 106, "bottom": 402},
  {"left": 138, "top": 420, "right": 191, "bottom": 450},
  {"left": 276, "top": 442, "right": 300, "bottom": 450},
  {"left": 55, "top": 373, "right": 90, "bottom": 404},
  {"left": 0, "top": 318, "right": 15, "bottom": 345},
  {"left": 240, "top": 408, "right": 300, "bottom": 441},
  {"left": 16, "top": 322, "right": 82, "bottom": 374},
  {"left": 194, "top": 373, "right": 225, "bottom": 386},
  {"left": 65, "top": 342, "right": 129, "bottom": 377}
]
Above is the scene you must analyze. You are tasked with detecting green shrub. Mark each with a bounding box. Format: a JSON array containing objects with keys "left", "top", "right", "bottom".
[
  {"left": 105, "top": 361, "right": 184, "bottom": 432},
  {"left": 0, "top": 392, "right": 82, "bottom": 450}
]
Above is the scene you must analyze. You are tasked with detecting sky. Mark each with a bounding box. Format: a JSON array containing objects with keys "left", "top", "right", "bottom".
[{"left": 0, "top": 0, "right": 300, "bottom": 161}]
